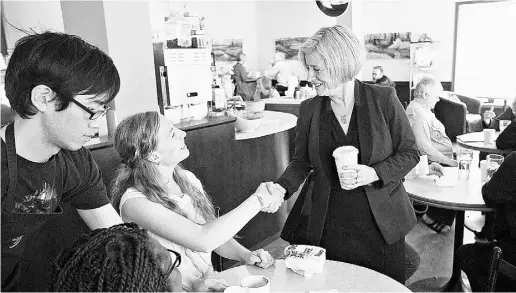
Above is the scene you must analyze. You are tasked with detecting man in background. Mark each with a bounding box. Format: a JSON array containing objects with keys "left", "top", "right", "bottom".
[
  {"left": 266, "top": 52, "right": 293, "bottom": 95},
  {"left": 372, "top": 65, "right": 396, "bottom": 88}
]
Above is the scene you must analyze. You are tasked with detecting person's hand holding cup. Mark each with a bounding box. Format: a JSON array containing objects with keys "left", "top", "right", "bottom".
[{"left": 332, "top": 146, "right": 378, "bottom": 190}]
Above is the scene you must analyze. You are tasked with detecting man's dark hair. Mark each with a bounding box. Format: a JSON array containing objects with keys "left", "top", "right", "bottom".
[
  {"left": 49, "top": 223, "right": 169, "bottom": 292},
  {"left": 5, "top": 31, "right": 120, "bottom": 118}
]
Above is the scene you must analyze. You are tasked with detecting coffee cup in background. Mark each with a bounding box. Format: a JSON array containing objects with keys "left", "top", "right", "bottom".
[
  {"left": 499, "top": 120, "right": 511, "bottom": 133},
  {"left": 418, "top": 154, "right": 429, "bottom": 175},
  {"left": 483, "top": 129, "right": 495, "bottom": 144},
  {"left": 240, "top": 275, "right": 270, "bottom": 293},
  {"left": 332, "top": 146, "right": 359, "bottom": 188}
]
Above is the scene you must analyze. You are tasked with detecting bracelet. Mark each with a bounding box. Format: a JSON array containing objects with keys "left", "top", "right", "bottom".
[{"left": 253, "top": 193, "right": 265, "bottom": 208}]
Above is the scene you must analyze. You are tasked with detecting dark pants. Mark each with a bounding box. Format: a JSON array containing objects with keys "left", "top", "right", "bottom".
[
  {"left": 405, "top": 242, "right": 420, "bottom": 281},
  {"left": 458, "top": 241, "right": 516, "bottom": 292},
  {"left": 426, "top": 206, "right": 455, "bottom": 226}
]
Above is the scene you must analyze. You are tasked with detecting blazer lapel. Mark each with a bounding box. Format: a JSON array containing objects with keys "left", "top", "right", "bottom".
[
  {"left": 355, "top": 80, "right": 374, "bottom": 166},
  {"left": 318, "top": 96, "right": 333, "bottom": 182}
]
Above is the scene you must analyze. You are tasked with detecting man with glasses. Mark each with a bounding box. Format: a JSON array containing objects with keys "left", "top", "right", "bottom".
[{"left": 0, "top": 32, "right": 130, "bottom": 291}]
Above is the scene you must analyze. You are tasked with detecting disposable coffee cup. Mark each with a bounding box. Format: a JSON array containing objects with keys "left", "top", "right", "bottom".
[
  {"left": 332, "top": 146, "right": 359, "bottom": 188},
  {"left": 480, "top": 160, "right": 487, "bottom": 181},
  {"left": 484, "top": 129, "right": 495, "bottom": 144},
  {"left": 418, "top": 155, "right": 429, "bottom": 175},
  {"left": 240, "top": 275, "right": 270, "bottom": 293}
]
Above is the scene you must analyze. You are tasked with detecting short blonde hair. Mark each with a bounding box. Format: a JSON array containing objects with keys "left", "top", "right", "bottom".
[
  {"left": 299, "top": 25, "right": 364, "bottom": 83},
  {"left": 414, "top": 76, "right": 442, "bottom": 99}
]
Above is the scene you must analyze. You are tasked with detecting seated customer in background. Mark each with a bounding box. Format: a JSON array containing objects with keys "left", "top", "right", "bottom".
[
  {"left": 458, "top": 151, "right": 516, "bottom": 292},
  {"left": 482, "top": 96, "right": 516, "bottom": 130},
  {"left": 372, "top": 65, "right": 396, "bottom": 88},
  {"left": 265, "top": 52, "right": 292, "bottom": 95},
  {"left": 406, "top": 76, "right": 457, "bottom": 234},
  {"left": 111, "top": 111, "right": 282, "bottom": 292},
  {"left": 253, "top": 77, "right": 280, "bottom": 101},
  {"left": 49, "top": 223, "right": 182, "bottom": 292}
]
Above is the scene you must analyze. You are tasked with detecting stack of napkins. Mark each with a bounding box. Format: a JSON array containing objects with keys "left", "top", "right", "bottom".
[
  {"left": 284, "top": 245, "right": 326, "bottom": 277},
  {"left": 434, "top": 166, "right": 458, "bottom": 187}
]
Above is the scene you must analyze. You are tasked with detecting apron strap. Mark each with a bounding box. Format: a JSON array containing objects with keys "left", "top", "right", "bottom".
[{"left": 3, "top": 123, "right": 18, "bottom": 211}]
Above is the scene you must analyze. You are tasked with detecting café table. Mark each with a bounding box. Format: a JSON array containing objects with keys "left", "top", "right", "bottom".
[
  {"left": 214, "top": 259, "right": 411, "bottom": 292},
  {"left": 404, "top": 160, "right": 495, "bottom": 291},
  {"left": 457, "top": 131, "right": 513, "bottom": 155}
]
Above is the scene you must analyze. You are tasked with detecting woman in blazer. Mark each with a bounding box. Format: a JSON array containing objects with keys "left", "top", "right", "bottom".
[{"left": 270, "top": 25, "right": 420, "bottom": 283}]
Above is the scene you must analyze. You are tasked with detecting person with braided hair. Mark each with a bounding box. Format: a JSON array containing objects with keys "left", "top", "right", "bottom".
[
  {"left": 49, "top": 222, "right": 182, "bottom": 292},
  {"left": 111, "top": 111, "right": 283, "bottom": 292}
]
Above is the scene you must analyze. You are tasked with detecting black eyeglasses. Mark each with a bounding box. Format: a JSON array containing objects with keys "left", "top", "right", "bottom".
[
  {"left": 164, "top": 249, "right": 181, "bottom": 278},
  {"left": 70, "top": 99, "right": 110, "bottom": 120}
]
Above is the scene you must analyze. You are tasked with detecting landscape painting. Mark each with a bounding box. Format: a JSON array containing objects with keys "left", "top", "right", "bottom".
[
  {"left": 364, "top": 32, "right": 411, "bottom": 59},
  {"left": 212, "top": 39, "right": 243, "bottom": 62},
  {"left": 275, "top": 37, "right": 308, "bottom": 60}
]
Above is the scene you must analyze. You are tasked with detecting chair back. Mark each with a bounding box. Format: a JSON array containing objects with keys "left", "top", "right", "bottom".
[
  {"left": 211, "top": 206, "right": 224, "bottom": 272},
  {"left": 434, "top": 97, "right": 467, "bottom": 142},
  {"left": 1, "top": 104, "right": 14, "bottom": 127},
  {"left": 485, "top": 246, "right": 516, "bottom": 291}
]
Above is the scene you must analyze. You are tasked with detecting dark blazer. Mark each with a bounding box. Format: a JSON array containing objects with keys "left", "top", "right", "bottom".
[{"left": 277, "top": 80, "right": 419, "bottom": 245}]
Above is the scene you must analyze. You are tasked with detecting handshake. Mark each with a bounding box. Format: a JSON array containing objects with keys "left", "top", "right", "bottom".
[{"left": 253, "top": 182, "right": 286, "bottom": 213}]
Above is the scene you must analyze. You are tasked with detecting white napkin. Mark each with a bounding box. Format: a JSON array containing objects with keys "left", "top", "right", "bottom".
[{"left": 434, "top": 167, "right": 458, "bottom": 187}]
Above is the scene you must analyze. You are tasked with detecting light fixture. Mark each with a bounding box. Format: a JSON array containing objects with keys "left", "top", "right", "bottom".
[{"left": 316, "top": 0, "right": 350, "bottom": 17}]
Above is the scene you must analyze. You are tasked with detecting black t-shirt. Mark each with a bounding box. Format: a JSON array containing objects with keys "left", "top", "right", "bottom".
[{"left": 1, "top": 139, "right": 110, "bottom": 212}]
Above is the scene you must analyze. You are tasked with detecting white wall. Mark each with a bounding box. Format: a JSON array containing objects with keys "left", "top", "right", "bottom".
[
  {"left": 149, "top": 1, "right": 259, "bottom": 71},
  {"left": 103, "top": 1, "right": 159, "bottom": 120},
  {"left": 255, "top": 1, "right": 341, "bottom": 79},
  {"left": 149, "top": 0, "right": 350, "bottom": 80},
  {"left": 3, "top": 0, "right": 64, "bottom": 50},
  {"left": 353, "top": 0, "right": 455, "bottom": 82}
]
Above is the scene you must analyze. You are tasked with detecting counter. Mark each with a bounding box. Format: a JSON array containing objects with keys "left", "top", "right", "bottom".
[{"left": 236, "top": 110, "right": 297, "bottom": 140}]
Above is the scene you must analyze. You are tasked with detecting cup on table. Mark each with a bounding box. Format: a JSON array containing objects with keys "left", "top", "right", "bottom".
[
  {"left": 332, "top": 146, "right": 359, "bottom": 188},
  {"left": 486, "top": 154, "right": 504, "bottom": 181},
  {"left": 484, "top": 129, "right": 495, "bottom": 144},
  {"left": 418, "top": 154, "right": 429, "bottom": 175},
  {"left": 499, "top": 120, "right": 511, "bottom": 133},
  {"left": 457, "top": 149, "right": 473, "bottom": 180},
  {"left": 240, "top": 275, "right": 270, "bottom": 293}
]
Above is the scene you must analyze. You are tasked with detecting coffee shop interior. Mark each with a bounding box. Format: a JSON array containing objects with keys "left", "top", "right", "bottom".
[{"left": 1, "top": 0, "right": 516, "bottom": 292}]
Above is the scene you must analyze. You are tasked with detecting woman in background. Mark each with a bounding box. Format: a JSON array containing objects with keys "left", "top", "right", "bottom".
[
  {"left": 111, "top": 112, "right": 281, "bottom": 292},
  {"left": 231, "top": 53, "right": 255, "bottom": 101},
  {"left": 267, "top": 25, "right": 419, "bottom": 283},
  {"left": 253, "top": 76, "right": 280, "bottom": 101}
]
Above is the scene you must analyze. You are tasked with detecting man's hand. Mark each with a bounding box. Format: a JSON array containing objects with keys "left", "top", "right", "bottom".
[
  {"left": 245, "top": 249, "right": 275, "bottom": 268},
  {"left": 192, "top": 278, "right": 229, "bottom": 292},
  {"left": 428, "top": 162, "right": 444, "bottom": 177}
]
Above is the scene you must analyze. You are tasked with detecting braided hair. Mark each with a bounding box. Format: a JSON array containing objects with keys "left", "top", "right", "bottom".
[{"left": 49, "top": 223, "right": 169, "bottom": 292}]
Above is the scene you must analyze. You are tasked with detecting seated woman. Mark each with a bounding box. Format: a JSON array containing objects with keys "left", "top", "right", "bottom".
[
  {"left": 406, "top": 76, "right": 457, "bottom": 234},
  {"left": 111, "top": 111, "right": 282, "bottom": 292},
  {"left": 458, "top": 151, "right": 516, "bottom": 292},
  {"left": 49, "top": 223, "right": 182, "bottom": 292},
  {"left": 265, "top": 52, "right": 292, "bottom": 95},
  {"left": 253, "top": 76, "right": 280, "bottom": 101}
]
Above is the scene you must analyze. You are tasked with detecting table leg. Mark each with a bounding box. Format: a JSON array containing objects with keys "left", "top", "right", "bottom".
[{"left": 444, "top": 210, "right": 465, "bottom": 292}]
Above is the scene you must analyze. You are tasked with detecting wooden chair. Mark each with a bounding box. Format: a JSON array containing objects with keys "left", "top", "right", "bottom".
[
  {"left": 212, "top": 206, "right": 224, "bottom": 272},
  {"left": 485, "top": 246, "right": 516, "bottom": 291}
]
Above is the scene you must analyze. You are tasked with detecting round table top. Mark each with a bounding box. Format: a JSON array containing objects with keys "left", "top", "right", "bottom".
[
  {"left": 235, "top": 110, "right": 297, "bottom": 141},
  {"left": 457, "top": 132, "right": 513, "bottom": 154},
  {"left": 404, "top": 163, "right": 493, "bottom": 212},
  {"left": 214, "top": 259, "right": 411, "bottom": 292}
]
